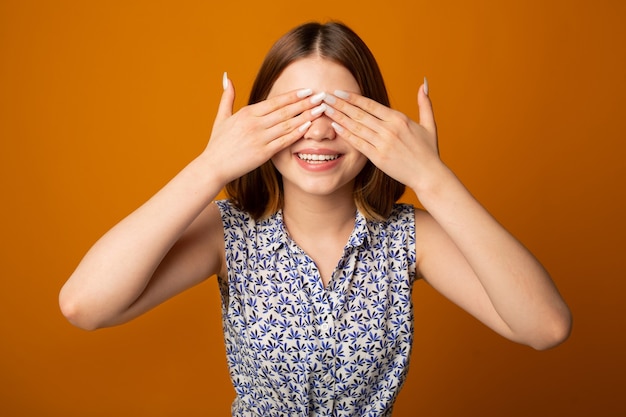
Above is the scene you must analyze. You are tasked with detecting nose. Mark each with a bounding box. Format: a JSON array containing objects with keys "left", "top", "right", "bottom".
[{"left": 303, "top": 115, "right": 336, "bottom": 141}]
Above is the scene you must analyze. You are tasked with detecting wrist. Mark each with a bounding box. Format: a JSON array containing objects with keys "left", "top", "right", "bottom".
[
  {"left": 181, "top": 153, "right": 229, "bottom": 199},
  {"left": 409, "top": 162, "right": 457, "bottom": 204}
]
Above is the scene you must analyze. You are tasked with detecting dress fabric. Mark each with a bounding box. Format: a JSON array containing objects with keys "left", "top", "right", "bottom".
[{"left": 215, "top": 200, "right": 417, "bottom": 417}]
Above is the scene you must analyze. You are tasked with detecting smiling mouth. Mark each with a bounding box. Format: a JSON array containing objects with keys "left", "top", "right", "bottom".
[{"left": 297, "top": 153, "right": 341, "bottom": 164}]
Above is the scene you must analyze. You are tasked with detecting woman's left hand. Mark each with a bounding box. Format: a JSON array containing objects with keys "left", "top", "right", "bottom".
[{"left": 323, "top": 82, "right": 441, "bottom": 192}]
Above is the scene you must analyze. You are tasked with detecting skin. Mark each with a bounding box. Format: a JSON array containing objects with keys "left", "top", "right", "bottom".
[
  {"left": 59, "top": 55, "right": 571, "bottom": 350},
  {"left": 269, "top": 58, "right": 368, "bottom": 200}
]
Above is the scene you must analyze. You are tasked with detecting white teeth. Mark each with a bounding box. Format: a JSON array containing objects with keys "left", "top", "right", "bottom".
[{"left": 297, "top": 153, "right": 340, "bottom": 162}]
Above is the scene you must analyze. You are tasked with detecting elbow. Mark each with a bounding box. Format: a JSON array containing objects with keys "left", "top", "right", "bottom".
[
  {"left": 58, "top": 288, "right": 103, "bottom": 331},
  {"left": 529, "top": 306, "right": 573, "bottom": 351}
]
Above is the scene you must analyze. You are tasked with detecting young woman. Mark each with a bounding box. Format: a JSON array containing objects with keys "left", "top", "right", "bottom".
[{"left": 60, "top": 21, "right": 571, "bottom": 416}]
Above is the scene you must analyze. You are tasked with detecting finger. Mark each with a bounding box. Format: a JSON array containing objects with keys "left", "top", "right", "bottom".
[
  {"left": 323, "top": 104, "right": 379, "bottom": 146},
  {"left": 252, "top": 88, "right": 316, "bottom": 117},
  {"left": 417, "top": 79, "right": 436, "bottom": 132},
  {"left": 263, "top": 103, "right": 326, "bottom": 143},
  {"left": 261, "top": 93, "right": 322, "bottom": 130},
  {"left": 323, "top": 91, "right": 396, "bottom": 146},
  {"left": 265, "top": 116, "right": 321, "bottom": 155},
  {"left": 330, "top": 121, "right": 376, "bottom": 158},
  {"left": 324, "top": 90, "right": 394, "bottom": 122},
  {"left": 215, "top": 72, "right": 235, "bottom": 123}
]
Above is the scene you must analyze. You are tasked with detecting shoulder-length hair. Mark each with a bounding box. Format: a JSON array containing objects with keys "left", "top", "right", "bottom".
[{"left": 225, "top": 21, "right": 405, "bottom": 221}]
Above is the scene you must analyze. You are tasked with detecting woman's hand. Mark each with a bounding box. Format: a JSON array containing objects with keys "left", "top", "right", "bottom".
[
  {"left": 205, "top": 75, "right": 326, "bottom": 184},
  {"left": 322, "top": 82, "right": 441, "bottom": 193}
]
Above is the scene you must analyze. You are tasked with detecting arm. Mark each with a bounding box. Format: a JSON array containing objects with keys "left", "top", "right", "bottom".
[
  {"left": 413, "top": 179, "right": 571, "bottom": 350},
  {"left": 59, "top": 155, "right": 224, "bottom": 330},
  {"left": 59, "top": 76, "right": 323, "bottom": 330},
  {"left": 322, "top": 83, "right": 571, "bottom": 350}
]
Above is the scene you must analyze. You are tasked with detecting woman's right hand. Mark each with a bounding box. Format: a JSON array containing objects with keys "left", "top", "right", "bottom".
[{"left": 205, "top": 74, "right": 325, "bottom": 183}]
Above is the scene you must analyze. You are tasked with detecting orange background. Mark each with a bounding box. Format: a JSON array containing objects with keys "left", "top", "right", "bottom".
[{"left": 1, "top": 0, "right": 625, "bottom": 415}]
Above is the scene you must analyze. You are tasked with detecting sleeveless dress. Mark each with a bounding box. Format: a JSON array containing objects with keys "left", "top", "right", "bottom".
[{"left": 215, "top": 200, "right": 417, "bottom": 416}]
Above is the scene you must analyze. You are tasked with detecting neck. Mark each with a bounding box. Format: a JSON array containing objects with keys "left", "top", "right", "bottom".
[{"left": 282, "top": 191, "right": 357, "bottom": 236}]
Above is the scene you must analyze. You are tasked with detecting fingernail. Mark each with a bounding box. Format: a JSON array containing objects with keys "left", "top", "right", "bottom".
[
  {"left": 297, "top": 88, "right": 313, "bottom": 98},
  {"left": 222, "top": 72, "right": 228, "bottom": 91},
  {"left": 323, "top": 94, "right": 336, "bottom": 105},
  {"left": 310, "top": 92, "right": 327, "bottom": 104},
  {"left": 334, "top": 90, "right": 349, "bottom": 99},
  {"left": 311, "top": 103, "right": 327, "bottom": 116},
  {"left": 331, "top": 122, "right": 344, "bottom": 133},
  {"left": 298, "top": 120, "right": 312, "bottom": 132},
  {"left": 423, "top": 77, "right": 429, "bottom": 96},
  {"left": 324, "top": 106, "right": 335, "bottom": 116}
]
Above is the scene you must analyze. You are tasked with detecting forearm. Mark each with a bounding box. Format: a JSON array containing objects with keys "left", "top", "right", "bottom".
[
  {"left": 413, "top": 165, "right": 571, "bottom": 349},
  {"left": 59, "top": 153, "right": 223, "bottom": 329}
]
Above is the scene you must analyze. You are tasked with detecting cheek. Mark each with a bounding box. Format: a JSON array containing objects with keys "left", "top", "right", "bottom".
[
  {"left": 352, "top": 154, "right": 369, "bottom": 172},
  {"left": 270, "top": 149, "right": 291, "bottom": 172}
]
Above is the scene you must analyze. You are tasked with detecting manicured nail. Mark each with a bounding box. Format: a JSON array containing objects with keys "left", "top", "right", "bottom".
[
  {"left": 222, "top": 72, "right": 228, "bottom": 91},
  {"left": 423, "top": 77, "right": 429, "bottom": 96},
  {"left": 324, "top": 106, "right": 335, "bottom": 116},
  {"left": 331, "top": 122, "right": 344, "bottom": 133},
  {"left": 311, "top": 103, "right": 327, "bottom": 116},
  {"left": 297, "top": 88, "right": 313, "bottom": 98},
  {"left": 310, "top": 92, "right": 327, "bottom": 104},
  {"left": 334, "top": 90, "right": 349, "bottom": 99},
  {"left": 323, "top": 94, "right": 336, "bottom": 105},
  {"left": 298, "top": 120, "right": 312, "bottom": 132}
]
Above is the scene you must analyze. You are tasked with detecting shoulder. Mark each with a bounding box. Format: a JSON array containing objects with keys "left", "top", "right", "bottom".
[
  {"left": 214, "top": 199, "right": 248, "bottom": 220},
  {"left": 370, "top": 203, "right": 415, "bottom": 230},
  {"left": 413, "top": 207, "right": 444, "bottom": 248},
  {"left": 214, "top": 199, "right": 256, "bottom": 229},
  {"left": 413, "top": 206, "right": 439, "bottom": 231},
  {"left": 364, "top": 203, "right": 417, "bottom": 278},
  {"left": 366, "top": 203, "right": 415, "bottom": 243},
  {"left": 214, "top": 199, "right": 283, "bottom": 244},
  {"left": 412, "top": 207, "right": 459, "bottom": 277},
  {"left": 388, "top": 203, "right": 415, "bottom": 224}
]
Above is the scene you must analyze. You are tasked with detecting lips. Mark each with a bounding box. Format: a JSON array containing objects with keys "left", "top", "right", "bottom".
[{"left": 297, "top": 153, "right": 341, "bottom": 164}]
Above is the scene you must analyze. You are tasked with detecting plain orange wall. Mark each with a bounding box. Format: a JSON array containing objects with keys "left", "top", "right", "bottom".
[{"left": 1, "top": 0, "right": 625, "bottom": 415}]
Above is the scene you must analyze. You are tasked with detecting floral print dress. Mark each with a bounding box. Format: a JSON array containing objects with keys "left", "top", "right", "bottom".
[{"left": 216, "top": 200, "right": 417, "bottom": 417}]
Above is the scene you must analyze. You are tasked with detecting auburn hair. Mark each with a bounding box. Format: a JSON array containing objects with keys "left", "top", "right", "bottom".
[{"left": 225, "top": 21, "right": 405, "bottom": 220}]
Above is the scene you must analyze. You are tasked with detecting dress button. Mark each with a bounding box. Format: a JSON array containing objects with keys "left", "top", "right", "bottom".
[
  {"left": 323, "top": 374, "right": 333, "bottom": 384},
  {"left": 321, "top": 323, "right": 329, "bottom": 331}
]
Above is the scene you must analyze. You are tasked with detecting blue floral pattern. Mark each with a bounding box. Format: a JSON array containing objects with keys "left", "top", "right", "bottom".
[{"left": 216, "top": 200, "right": 417, "bottom": 416}]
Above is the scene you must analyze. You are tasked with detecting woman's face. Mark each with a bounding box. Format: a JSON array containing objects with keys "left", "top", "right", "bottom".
[{"left": 268, "top": 56, "right": 368, "bottom": 201}]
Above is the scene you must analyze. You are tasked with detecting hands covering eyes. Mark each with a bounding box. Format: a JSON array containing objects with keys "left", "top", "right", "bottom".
[{"left": 206, "top": 74, "right": 439, "bottom": 192}]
